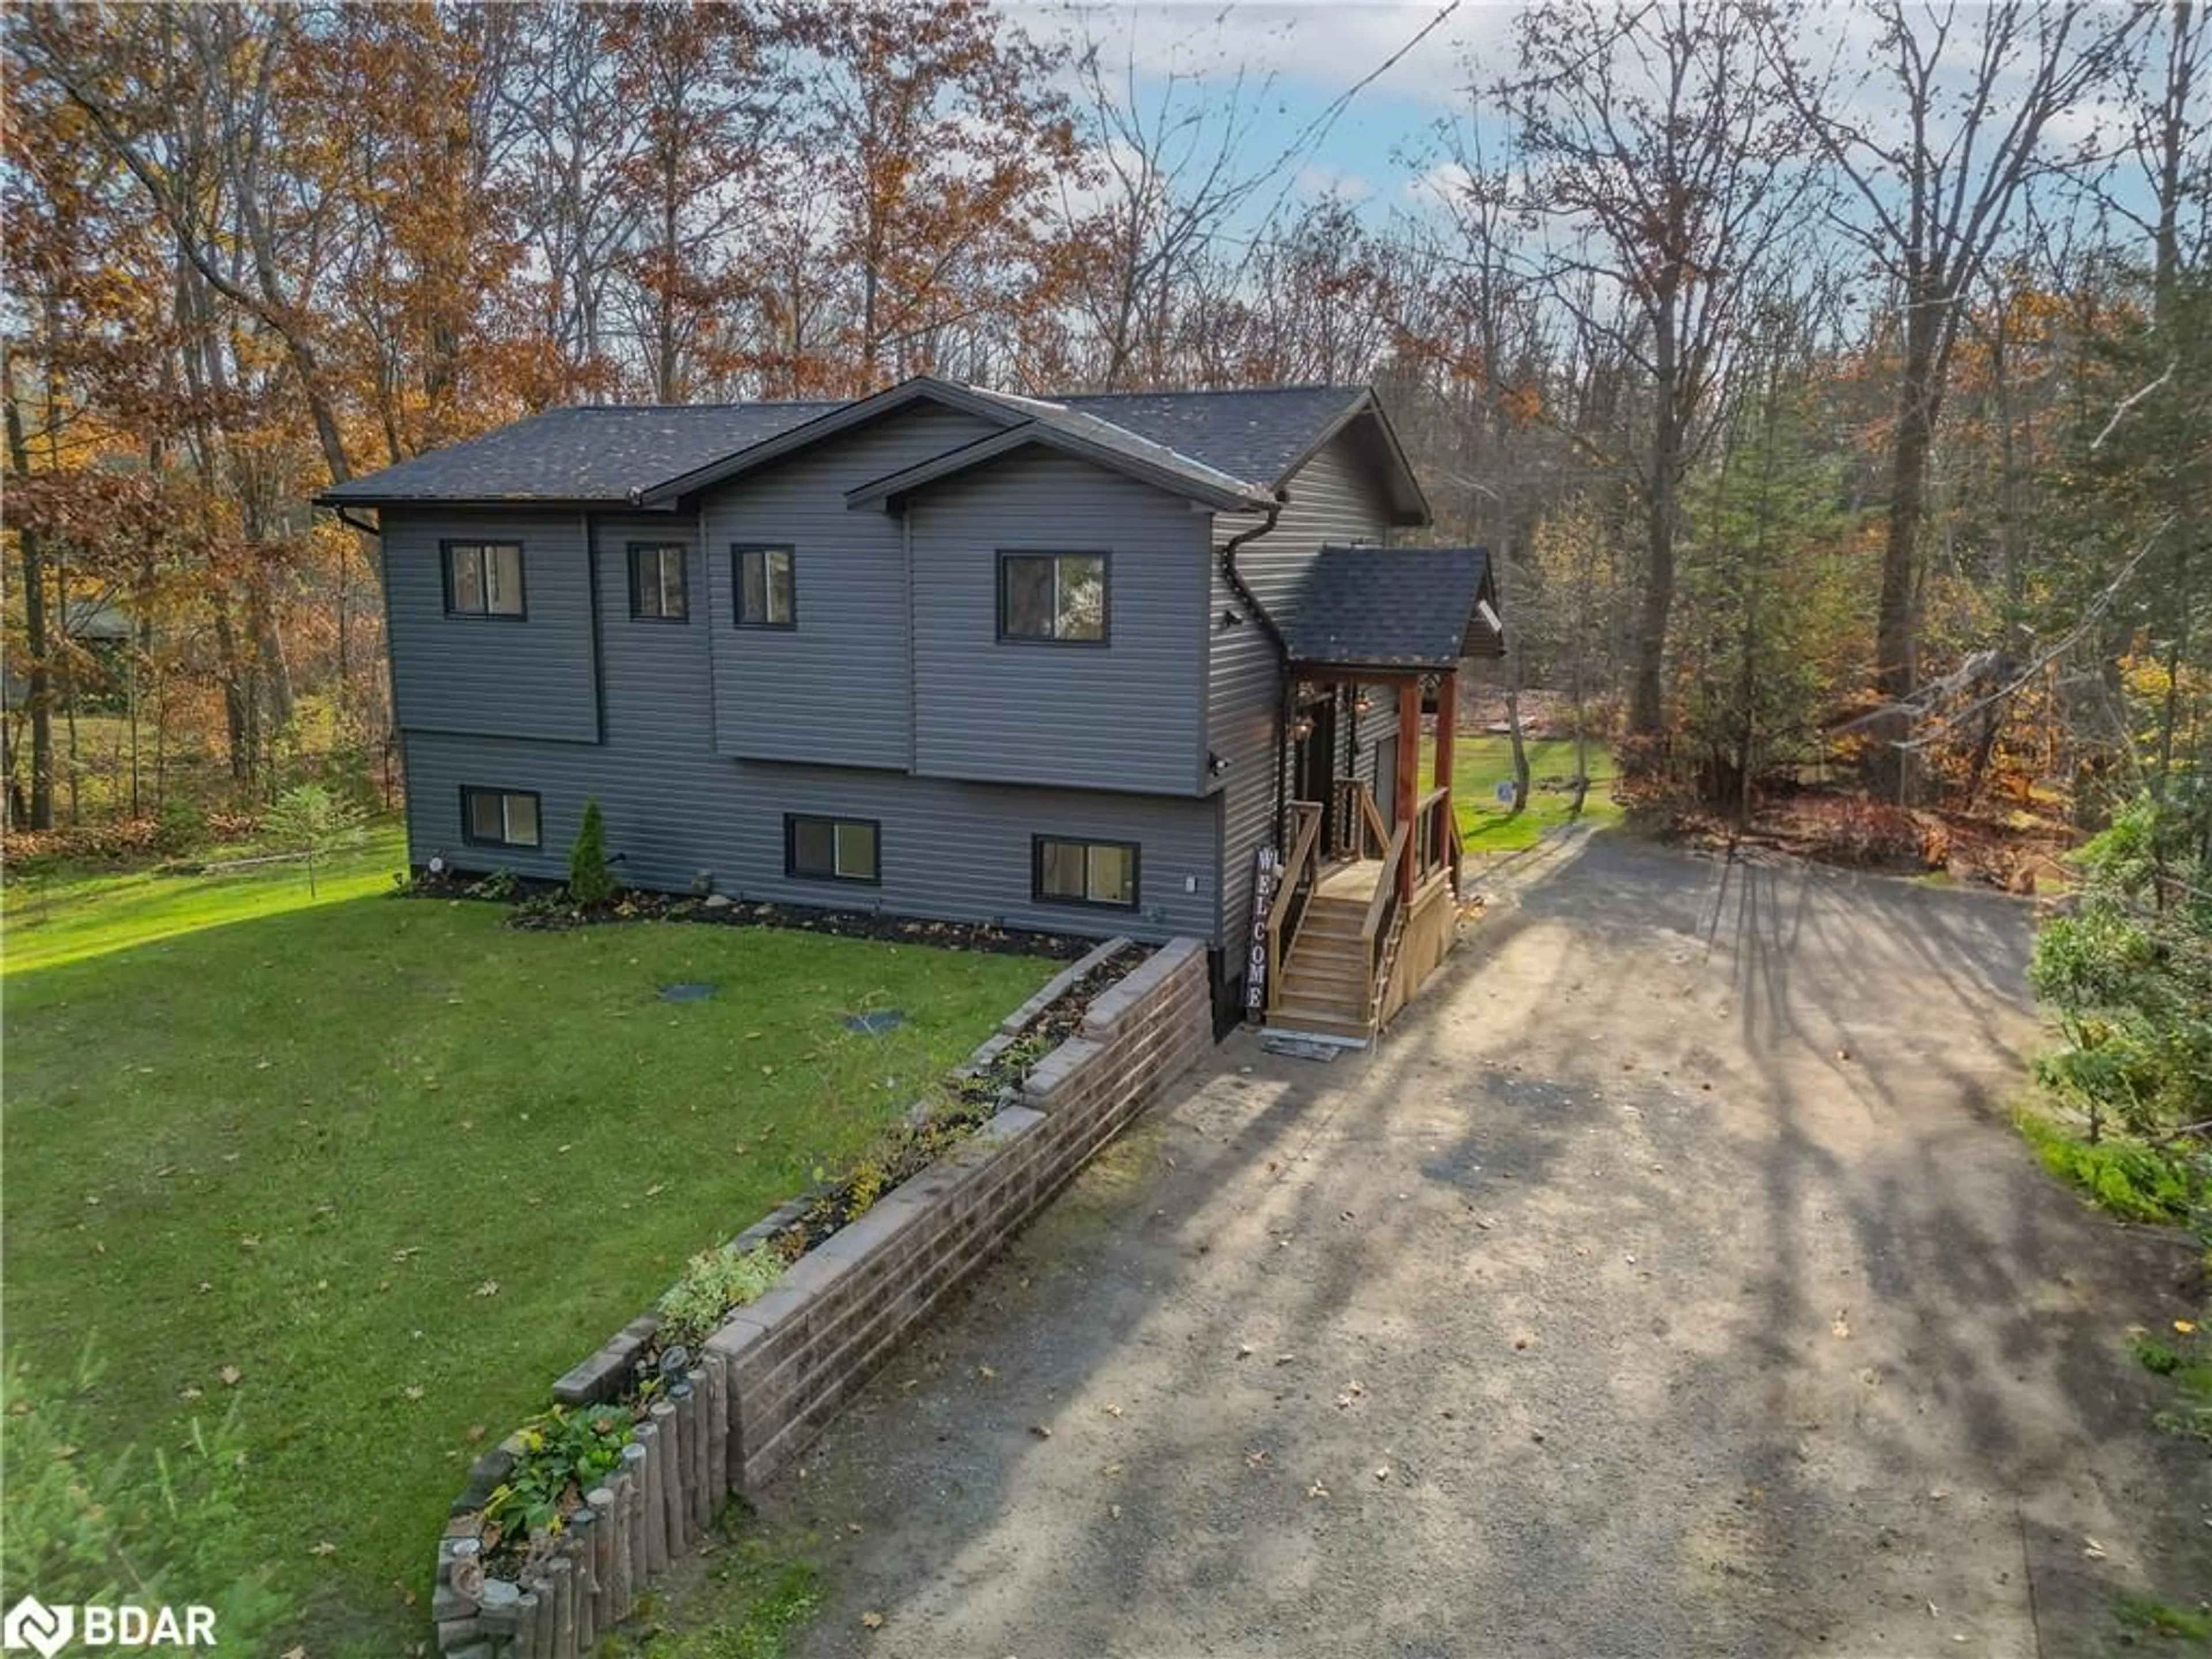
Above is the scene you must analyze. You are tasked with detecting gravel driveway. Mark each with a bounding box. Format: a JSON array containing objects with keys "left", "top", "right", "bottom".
[{"left": 749, "top": 831, "right": 2207, "bottom": 1658}]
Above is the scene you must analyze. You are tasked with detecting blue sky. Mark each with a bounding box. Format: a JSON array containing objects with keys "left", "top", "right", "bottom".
[
  {"left": 1025, "top": 2, "right": 1501, "bottom": 226},
  {"left": 1019, "top": 1, "right": 2186, "bottom": 259}
]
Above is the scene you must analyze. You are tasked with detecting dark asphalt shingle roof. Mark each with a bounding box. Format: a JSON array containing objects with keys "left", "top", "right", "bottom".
[
  {"left": 320, "top": 384, "right": 1375, "bottom": 507},
  {"left": 319, "top": 402, "right": 840, "bottom": 504},
  {"left": 1056, "top": 387, "right": 1370, "bottom": 488},
  {"left": 1283, "top": 546, "right": 1501, "bottom": 670}
]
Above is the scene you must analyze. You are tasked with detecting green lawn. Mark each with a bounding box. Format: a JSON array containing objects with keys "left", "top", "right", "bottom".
[
  {"left": 2, "top": 825, "right": 412, "bottom": 974},
  {"left": 1427, "top": 734, "right": 1623, "bottom": 855},
  {"left": 1, "top": 859, "right": 1052, "bottom": 1655}
]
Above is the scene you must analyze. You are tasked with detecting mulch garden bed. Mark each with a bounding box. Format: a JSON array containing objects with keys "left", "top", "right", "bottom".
[{"left": 402, "top": 866, "right": 1098, "bottom": 960}]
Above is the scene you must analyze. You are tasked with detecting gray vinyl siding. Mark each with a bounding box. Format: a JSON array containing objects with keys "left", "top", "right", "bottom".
[
  {"left": 701, "top": 406, "right": 995, "bottom": 770},
  {"left": 400, "top": 735, "right": 1218, "bottom": 944},
  {"left": 399, "top": 496, "right": 1216, "bottom": 941},
  {"left": 381, "top": 507, "right": 601, "bottom": 743},
  {"left": 1209, "top": 430, "right": 1398, "bottom": 950},
  {"left": 910, "top": 450, "right": 1210, "bottom": 796}
]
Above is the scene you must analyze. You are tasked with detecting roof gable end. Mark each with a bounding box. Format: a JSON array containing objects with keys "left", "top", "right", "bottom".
[{"left": 635, "top": 375, "right": 1028, "bottom": 506}]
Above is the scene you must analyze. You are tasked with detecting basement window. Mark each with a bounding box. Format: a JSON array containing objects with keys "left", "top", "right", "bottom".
[
  {"left": 1033, "top": 835, "right": 1138, "bottom": 909},
  {"left": 461, "top": 787, "right": 541, "bottom": 849},
  {"left": 786, "top": 815, "right": 879, "bottom": 884}
]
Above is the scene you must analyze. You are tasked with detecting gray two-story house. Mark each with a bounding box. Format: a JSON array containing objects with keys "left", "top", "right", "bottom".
[{"left": 322, "top": 377, "right": 1501, "bottom": 1043}]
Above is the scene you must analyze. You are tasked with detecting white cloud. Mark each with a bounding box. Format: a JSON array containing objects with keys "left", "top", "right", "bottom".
[{"left": 1293, "top": 162, "right": 1375, "bottom": 202}]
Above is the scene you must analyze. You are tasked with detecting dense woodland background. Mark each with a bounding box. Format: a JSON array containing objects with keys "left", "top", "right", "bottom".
[{"left": 3, "top": 2, "right": 2208, "bottom": 1128}]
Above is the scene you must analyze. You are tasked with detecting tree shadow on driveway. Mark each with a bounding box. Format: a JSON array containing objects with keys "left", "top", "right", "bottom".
[{"left": 707, "top": 832, "right": 2207, "bottom": 1659}]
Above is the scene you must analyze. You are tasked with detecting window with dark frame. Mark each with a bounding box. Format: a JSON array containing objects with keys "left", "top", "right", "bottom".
[
  {"left": 444, "top": 541, "right": 526, "bottom": 617},
  {"left": 460, "top": 787, "right": 541, "bottom": 849},
  {"left": 999, "top": 552, "right": 1108, "bottom": 642},
  {"left": 734, "top": 546, "right": 796, "bottom": 627},
  {"left": 786, "top": 814, "right": 879, "bottom": 884},
  {"left": 628, "top": 543, "right": 688, "bottom": 620},
  {"left": 1033, "top": 835, "right": 1138, "bottom": 909}
]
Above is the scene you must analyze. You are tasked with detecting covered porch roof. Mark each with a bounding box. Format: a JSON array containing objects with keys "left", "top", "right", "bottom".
[{"left": 1281, "top": 544, "right": 1503, "bottom": 677}]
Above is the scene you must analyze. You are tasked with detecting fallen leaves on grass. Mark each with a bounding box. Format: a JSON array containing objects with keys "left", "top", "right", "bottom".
[
  {"left": 473, "top": 1281, "right": 500, "bottom": 1298},
  {"left": 218, "top": 1365, "right": 242, "bottom": 1386},
  {"left": 309, "top": 1541, "right": 337, "bottom": 1557},
  {"left": 1306, "top": 1481, "right": 1329, "bottom": 1499},
  {"left": 860, "top": 1611, "right": 885, "bottom": 1630}
]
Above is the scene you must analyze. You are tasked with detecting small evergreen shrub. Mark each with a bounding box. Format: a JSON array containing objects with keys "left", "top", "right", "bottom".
[{"left": 569, "top": 797, "right": 615, "bottom": 905}]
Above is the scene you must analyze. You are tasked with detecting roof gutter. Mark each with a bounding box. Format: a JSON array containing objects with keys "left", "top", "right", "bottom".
[
  {"left": 329, "top": 504, "right": 381, "bottom": 538},
  {"left": 1218, "top": 491, "right": 1293, "bottom": 847}
]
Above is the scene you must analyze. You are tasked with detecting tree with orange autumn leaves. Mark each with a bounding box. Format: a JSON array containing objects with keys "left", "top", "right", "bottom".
[{"left": 2, "top": 0, "right": 2206, "bottom": 841}]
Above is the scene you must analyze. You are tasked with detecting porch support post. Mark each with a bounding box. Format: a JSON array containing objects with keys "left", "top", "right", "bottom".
[
  {"left": 1395, "top": 679, "right": 1420, "bottom": 902},
  {"left": 1433, "top": 667, "right": 1457, "bottom": 800}
]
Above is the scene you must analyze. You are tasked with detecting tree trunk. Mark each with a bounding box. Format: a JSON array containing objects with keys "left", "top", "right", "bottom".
[
  {"left": 1872, "top": 304, "right": 1941, "bottom": 799},
  {"left": 3, "top": 349, "right": 55, "bottom": 830},
  {"left": 1629, "top": 292, "right": 1683, "bottom": 743}
]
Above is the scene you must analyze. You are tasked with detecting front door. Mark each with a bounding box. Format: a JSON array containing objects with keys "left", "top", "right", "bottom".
[{"left": 1296, "top": 693, "right": 1339, "bottom": 853}]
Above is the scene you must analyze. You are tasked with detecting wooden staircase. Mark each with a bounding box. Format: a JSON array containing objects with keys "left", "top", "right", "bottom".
[{"left": 1266, "top": 882, "right": 1397, "bottom": 1046}]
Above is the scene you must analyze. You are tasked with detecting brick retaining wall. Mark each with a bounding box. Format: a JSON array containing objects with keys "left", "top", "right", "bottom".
[
  {"left": 433, "top": 937, "right": 1211, "bottom": 1659},
  {"left": 707, "top": 935, "right": 1210, "bottom": 1490}
]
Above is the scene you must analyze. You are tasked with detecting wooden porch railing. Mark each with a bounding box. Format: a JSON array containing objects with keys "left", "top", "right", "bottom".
[
  {"left": 1413, "top": 786, "right": 1459, "bottom": 890},
  {"left": 1265, "top": 800, "right": 1324, "bottom": 1006},
  {"left": 1328, "top": 776, "right": 1392, "bottom": 862},
  {"left": 1361, "top": 820, "right": 1411, "bottom": 991}
]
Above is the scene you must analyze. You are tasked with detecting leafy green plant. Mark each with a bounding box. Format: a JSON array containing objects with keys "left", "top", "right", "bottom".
[
  {"left": 468, "top": 868, "right": 520, "bottom": 901},
  {"left": 656, "top": 1244, "right": 787, "bottom": 1352},
  {"left": 2115, "top": 1593, "right": 2212, "bottom": 1646},
  {"left": 0, "top": 1350, "right": 287, "bottom": 1646},
  {"left": 483, "top": 1403, "right": 635, "bottom": 1548},
  {"left": 570, "top": 796, "right": 616, "bottom": 906},
  {"left": 2133, "top": 1333, "right": 2184, "bottom": 1376},
  {"left": 2031, "top": 796, "right": 2212, "bottom": 1138},
  {"left": 2016, "top": 1111, "right": 2200, "bottom": 1225},
  {"left": 261, "top": 782, "right": 368, "bottom": 897}
]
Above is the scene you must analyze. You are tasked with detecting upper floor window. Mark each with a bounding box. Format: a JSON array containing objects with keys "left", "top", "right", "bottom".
[
  {"left": 1000, "top": 551, "right": 1107, "bottom": 643},
  {"left": 734, "top": 546, "right": 796, "bottom": 628},
  {"left": 461, "top": 786, "right": 541, "bottom": 849},
  {"left": 628, "top": 543, "right": 688, "bottom": 621},
  {"left": 444, "top": 541, "right": 525, "bottom": 618},
  {"left": 1033, "top": 835, "right": 1138, "bottom": 910}
]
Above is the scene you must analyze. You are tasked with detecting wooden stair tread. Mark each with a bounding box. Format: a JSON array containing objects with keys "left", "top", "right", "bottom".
[{"left": 1264, "top": 1006, "right": 1376, "bottom": 1042}]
